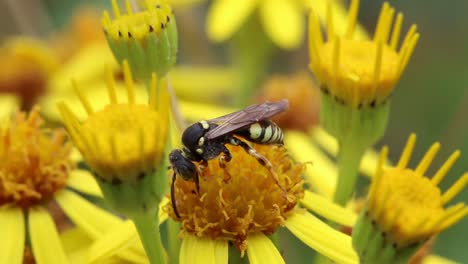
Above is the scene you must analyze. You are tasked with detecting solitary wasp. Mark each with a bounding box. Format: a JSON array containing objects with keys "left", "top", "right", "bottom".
[{"left": 169, "top": 99, "right": 288, "bottom": 218}]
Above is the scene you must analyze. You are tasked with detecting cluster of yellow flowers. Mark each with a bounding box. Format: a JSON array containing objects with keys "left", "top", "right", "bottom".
[{"left": 0, "top": 0, "right": 466, "bottom": 264}]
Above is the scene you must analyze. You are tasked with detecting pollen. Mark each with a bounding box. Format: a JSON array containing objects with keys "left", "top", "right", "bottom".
[
  {"left": 58, "top": 60, "right": 170, "bottom": 184},
  {"left": 102, "top": 0, "right": 174, "bottom": 42},
  {"left": 167, "top": 144, "right": 305, "bottom": 252},
  {"left": 308, "top": 0, "right": 419, "bottom": 108},
  {"left": 0, "top": 107, "right": 72, "bottom": 208},
  {"left": 367, "top": 134, "right": 467, "bottom": 247},
  {"left": 256, "top": 72, "right": 320, "bottom": 131}
]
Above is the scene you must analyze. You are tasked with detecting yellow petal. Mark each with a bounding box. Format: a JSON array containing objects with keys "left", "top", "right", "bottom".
[
  {"left": 259, "top": 0, "right": 303, "bottom": 49},
  {"left": 88, "top": 220, "right": 139, "bottom": 264},
  {"left": 66, "top": 169, "right": 102, "bottom": 197},
  {"left": 423, "top": 255, "right": 459, "bottom": 264},
  {"left": 0, "top": 207, "right": 25, "bottom": 264},
  {"left": 0, "top": 95, "right": 19, "bottom": 122},
  {"left": 206, "top": 0, "right": 259, "bottom": 42},
  {"left": 170, "top": 66, "right": 236, "bottom": 102},
  {"left": 301, "top": 0, "right": 368, "bottom": 40},
  {"left": 300, "top": 190, "right": 357, "bottom": 226},
  {"left": 70, "top": 147, "right": 83, "bottom": 163},
  {"left": 247, "top": 233, "right": 284, "bottom": 264},
  {"left": 60, "top": 227, "right": 92, "bottom": 254},
  {"left": 285, "top": 130, "right": 336, "bottom": 198},
  {"left": 54, "top": 189, "right": 147, "bottom": 263},
  {"left": 29, "top": 207, "right": 68, "bottom": 264},
  {"left": 40, "top": 81, "right": 148, "bottom": 122},
  {"left": 310, "top": 127, "right": 391, "bottom": 178},
  {"left": 180, "top": 234, "right": 228, "bottom": 264},
  {"left": 55, "top": 189, "right": 120, "bottom": 238},
  {"left": 285, "top": 211, "right": 358, "bottom": 264},
  {"left": 169, "top": 0, "right": 208, "bottom": 7},
  {"left": 48, "top": 43, "right": 118, "bottom": 94},
  {"left": 60, "top": 227, "right": 134, "bottom": 264}
]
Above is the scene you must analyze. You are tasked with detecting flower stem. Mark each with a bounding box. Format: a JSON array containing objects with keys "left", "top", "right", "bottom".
[
  {"left": 131, "top": 210, "right": 167, "bottom": 264},
  {"left": 333, "top": 140, "right": 366, "bottom": 205},
  {"left": 166, "top": 219, "right": 181, "bottom": 264}
]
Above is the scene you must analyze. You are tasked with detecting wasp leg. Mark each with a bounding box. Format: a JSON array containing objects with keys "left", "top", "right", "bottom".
[
  {"left": 170, "top": 171, "right": 180, "bottom": 218},
  {"left": 219, "top": 147, "right": 232, "bottom": 182},
  {"left": 228, "top": 137, "right": 285, "bottom": 192}
]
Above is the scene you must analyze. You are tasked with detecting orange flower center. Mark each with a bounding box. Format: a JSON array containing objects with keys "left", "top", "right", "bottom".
[
  {"left": 0, "top": 108, "right": 72, "bottom": 208},
  {"left": 167, "top": 144, "right": 305, "bottom": 252}
]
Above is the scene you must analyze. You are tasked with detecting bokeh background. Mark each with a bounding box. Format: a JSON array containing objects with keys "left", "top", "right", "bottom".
[{"left": 0, "top": 0, "right": 466, "bottom": 262}]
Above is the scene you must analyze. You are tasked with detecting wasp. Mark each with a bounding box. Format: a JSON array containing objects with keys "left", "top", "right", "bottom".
[{"left": 169, "top": 99, "right": 288, "bottom": 218}]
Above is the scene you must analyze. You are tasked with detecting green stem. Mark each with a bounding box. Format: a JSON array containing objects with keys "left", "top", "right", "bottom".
[
  {"left": 333, "top": 140, "right": 366, "bottom": 205},
  {"left": 131, "top": 210, "right": 167, "bottom": 264},
  {"left": 166, "top": 219, "right": 181, "bottom": 264}
]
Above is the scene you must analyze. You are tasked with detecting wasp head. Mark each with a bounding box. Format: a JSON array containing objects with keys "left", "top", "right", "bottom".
[
  {"left": 169, "top": 149, "right": 198, "bottom": 181},
  {"left": 181, "top": 121, "right": 212, "bottom": 157}
]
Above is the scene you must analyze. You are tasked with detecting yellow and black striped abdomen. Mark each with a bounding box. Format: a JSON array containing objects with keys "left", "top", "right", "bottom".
[{"left": 237, "top": 120, "right": 284, "bottom": 145}]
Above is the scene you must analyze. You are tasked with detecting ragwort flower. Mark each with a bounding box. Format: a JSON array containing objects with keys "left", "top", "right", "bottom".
[
  {"left": 308, "top": 0, "right": 420, "bottom": 205},
  {"left": 0, "top": 107, "right": 129, "bottom": 264},
  {"left": 169, "top": 143, "right": 358, "bottom": 263},
  {"left": 59, "top": 60, "right": 171, "bottom": 263},
  {"left": 353, "top": 134, "right": 467, "bottom": 264},
  {"left": 102, "top": 0, "right": 178, "bottom": 81}
]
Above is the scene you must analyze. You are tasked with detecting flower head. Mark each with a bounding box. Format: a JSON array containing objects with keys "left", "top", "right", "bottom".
[
  {"left": 0, "top": 107, "right": 72, "bottom": 208},
  {"left": 102, "top": 0, "right": 178, "bottom": 80},
  {"left": 309, "top": 0, "right": 419, "bottom": 108},
  {"left": 0, "top": 38, "right": 58, "bottom": 109},
  {"left": 353, "top": 134, "right": 467, "bottom": 263},
  {"left": 166, "top": 140, "right": 359, "bottom": 263},
  {"left": 169, "top": 144, "right": 305, "bottom": 251},
  {"left": 368, "top": 134, "right": 467, "bottom": 246},
  {"left": 255, "top": 72, "right": 320, "bottom": 131},
  {"left": 59, "top": 61, "right": 169, "bottom": 185},
  {"left": 0, "top": 107, "right": 120, "bottom": 263}
]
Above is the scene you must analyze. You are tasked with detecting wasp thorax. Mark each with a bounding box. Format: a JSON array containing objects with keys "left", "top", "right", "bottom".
[{"left": 166, "top": 144, "right": 305, "bottom": 253}]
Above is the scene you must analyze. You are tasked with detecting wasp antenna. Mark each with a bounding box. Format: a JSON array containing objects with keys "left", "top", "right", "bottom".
[
  {"left": 195, "top": 173, "right": 200, "bottom": 195},
  {"left": 170, "top": 172, "right": 180, "bottom": 218}
]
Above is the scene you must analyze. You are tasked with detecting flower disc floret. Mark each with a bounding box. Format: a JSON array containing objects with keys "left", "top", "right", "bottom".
[
  {"left": 366, "top": 134, "right": 467, "bottom": 247},
  {"left": 167, "top": 144, "right": 305, "bottom": 252},
  {"left": 0, "top": 107, "right": 72, "bottom": 208}
]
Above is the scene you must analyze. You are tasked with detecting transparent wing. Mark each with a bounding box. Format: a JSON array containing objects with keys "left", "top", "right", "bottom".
[{"left": 205, "top": 99, "right": 288, "bottom": 139}]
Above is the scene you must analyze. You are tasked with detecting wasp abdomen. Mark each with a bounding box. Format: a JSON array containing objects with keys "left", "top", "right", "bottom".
[{"left": 238, "top": 120, "right": 284, "bottom": 145}]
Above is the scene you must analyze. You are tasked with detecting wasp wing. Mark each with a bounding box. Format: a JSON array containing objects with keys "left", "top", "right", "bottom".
[{"left": 204, "top": 99, "right": 289, "bottom": 140}]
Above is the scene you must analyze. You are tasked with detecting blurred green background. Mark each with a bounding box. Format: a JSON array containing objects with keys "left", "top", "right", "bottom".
[{"left": 0, "top": 0, "right": 466, "bottom": 262}]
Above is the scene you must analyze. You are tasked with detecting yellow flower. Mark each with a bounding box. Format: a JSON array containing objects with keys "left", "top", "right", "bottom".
[
  {"left": 59, "top": 60, "right": 171, "bottom": 263},
  {"left": 207, "top": 0, "right": 368, "bottom": 50},
  {"left": 309, "top": 0, "right": 419, "bottom": 108},
  {"left": 0, "top": 107, "right": 136, "bottom": 263},
  {"left": 169, "top": 143, "right": 358, "bottom": 263},
  {"left": 102, "top": 0, "right": 178, "bottom": 79},
  {"left": 353, "top": 134, "right": 467, "bottom": 263},
  {"left": 254, "top": 72, "right": 321, "bottom": 131}
]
